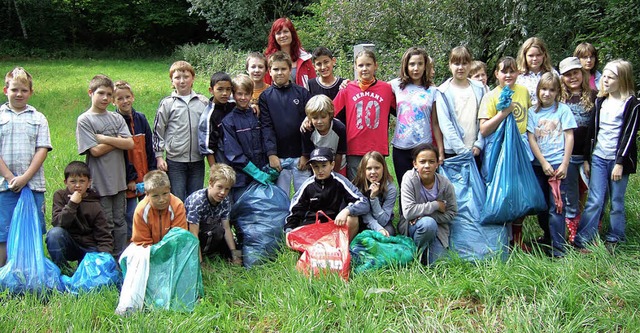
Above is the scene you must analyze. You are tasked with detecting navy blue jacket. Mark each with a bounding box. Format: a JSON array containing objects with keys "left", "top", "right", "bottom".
[
  {"left": 222, "top": 107, "right": 268, "bottom": 187},
  {"left": 259, "top": 82, "right": 311, "bottom": 158}
]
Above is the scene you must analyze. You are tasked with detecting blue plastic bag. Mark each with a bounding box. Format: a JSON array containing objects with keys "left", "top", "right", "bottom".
[
  {"left": 440, "top": 153, "right": 508, "bottom": 261},
  {"left": 231, "top": 182, "right": 290, "bottom": 268},
  {"left": 480, "top": 114, "right": 546, "bottom": 224},
  {"left": 0, "top": 188, "right": 62, "bottom": 294},
  {"left": 61, "top": 252, "right": 120, "bottom": 293}
]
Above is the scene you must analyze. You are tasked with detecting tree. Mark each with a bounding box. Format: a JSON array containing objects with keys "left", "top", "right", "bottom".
[{"left": 186, "top": 0, "right": 314, "bottom": 50}]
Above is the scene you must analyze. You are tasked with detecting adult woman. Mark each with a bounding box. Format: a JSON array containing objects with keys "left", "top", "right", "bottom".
[{"left": 264, "top": 17, "right": 315, "bottom": 89}]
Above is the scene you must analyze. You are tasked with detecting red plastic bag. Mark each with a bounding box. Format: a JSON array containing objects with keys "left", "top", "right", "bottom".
[{"left": 286, "top": 211, "right": 350, "bottom": 280}]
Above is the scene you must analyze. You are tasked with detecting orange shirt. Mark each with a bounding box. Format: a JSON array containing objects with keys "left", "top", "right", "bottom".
[{"left": 131, "top": 194, "right": 187, "bottom": 246}]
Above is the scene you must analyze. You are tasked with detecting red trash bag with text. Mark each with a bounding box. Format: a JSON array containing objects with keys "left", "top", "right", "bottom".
[{"left": 286, "top": 211, "right": 351, "bottom": 280}]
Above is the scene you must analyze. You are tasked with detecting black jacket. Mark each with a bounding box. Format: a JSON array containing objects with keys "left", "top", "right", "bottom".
[{"left": 585, "top": 96, "right": 640, "bottom": 175}]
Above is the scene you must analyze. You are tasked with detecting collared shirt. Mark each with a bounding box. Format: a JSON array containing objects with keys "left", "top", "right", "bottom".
[
  {"left": 184, "top": 188, "right": 231, "bottom": 225},
  {"left": 0, "top": 103, "right": 52, "bottom": 192}
]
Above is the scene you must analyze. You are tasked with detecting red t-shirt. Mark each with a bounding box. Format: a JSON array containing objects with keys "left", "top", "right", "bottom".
[{"left": 333, "top": 80, "right": 396, "bottom": 156}]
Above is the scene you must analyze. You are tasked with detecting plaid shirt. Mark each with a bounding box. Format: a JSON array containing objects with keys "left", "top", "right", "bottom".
[
  {"left": 184, "top": 188, "right": 231, "bottom": 225},
  {"left": 0, "top": 103, "right": 52, "bottom": 192}
]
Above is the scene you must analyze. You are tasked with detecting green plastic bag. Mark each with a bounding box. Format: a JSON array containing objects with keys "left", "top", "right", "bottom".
[
  {"left": 121, "top": 228, "right": 203, "bottom": 312},
  {"left": 350, "top": 230, "right": 416, "bottom": 274}
]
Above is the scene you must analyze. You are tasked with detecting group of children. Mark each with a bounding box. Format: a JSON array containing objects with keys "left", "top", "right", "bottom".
[{"left": 0, "top": 28, "right": 638, "bottom": 310}]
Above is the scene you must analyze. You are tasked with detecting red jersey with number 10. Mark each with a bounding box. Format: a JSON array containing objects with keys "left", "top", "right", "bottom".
[{"left": 333, "top": 80, "right": 396, "bottom": 156}]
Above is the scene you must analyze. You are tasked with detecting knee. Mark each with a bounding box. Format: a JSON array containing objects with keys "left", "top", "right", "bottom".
[
  {"left": 415, "top": 217, "right": 437, "bottom": 234},
  {"left": 46, "top": 227, "right": 67, "bottom": 246}
]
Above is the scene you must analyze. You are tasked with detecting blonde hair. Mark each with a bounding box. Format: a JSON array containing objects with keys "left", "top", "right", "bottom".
[
  {"left": 232, "top": 74, "right": 254, "bottom": 95},
  {"left": 89, "top": 74, "right": 114, "bottom": 92},
  {"left": 114, "top": 80, "right": 134, "bottom": 95},
  {"left": 598, "top": 59, "right": 636, "bottom": 99},
  {"left": 469, "top": 61, "right": 487, "bottom": 77},
  {"left": 4, "top": 67, "right": 33, "bottom": 90},
  {"left": 209, "top": 163, "right": 236, "bottom": 186},
  {"left": 305, "top": 94, "right": 334, "bottom": 118},
  {"left": 169, "top": 60, "right": 195, "bottom": 78},
  {"left": 560, "top": 68, "right": 593, "bottom": 111},
  {"left": 245, "top": 52, "right": 267, "bottom": 71},
  {"left": 535, "top": 72, "right": 561, "bottom": 113},
  {"left": 143, "top": 170, "right": 171, "bottom": 192},
  {"left": 517, "top": 37, "right": 553, "bottom": 74}
]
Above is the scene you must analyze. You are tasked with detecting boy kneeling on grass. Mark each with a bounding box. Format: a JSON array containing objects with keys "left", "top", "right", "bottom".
[
  {"left": 116, "top": 170, "right": 199, "bottom": 316},
  {"left": 285, "top": 147, "right": 369, "bottom": 243}
]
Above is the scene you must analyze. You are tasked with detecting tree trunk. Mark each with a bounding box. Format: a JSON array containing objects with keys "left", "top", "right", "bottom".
[{"left": 12, "top": 0, "right": 28, "bottom": 39}]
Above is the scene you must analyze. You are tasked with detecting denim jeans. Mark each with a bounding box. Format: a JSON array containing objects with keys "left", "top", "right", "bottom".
[
  {"left": 166, "top": 159, "right": 205, "bottom": 202},
  {"left": 408, "top": 216, "right": 446, "bottom": 265},
  {"left": 346, "top": 155, "right": 364, "bottom": 181},
  {"left": 0, "top": 190, "right": 45, "bottom": 242},
  {"left": 100, "top": 191, "right": 127, "bottom": 257},
  {"left": 533, "top": 164, "right": 568, "bottom": 257},
  {"left": 275, "top": 157, "right": 311, "bottom": 197},
  {"left": 564, "top": 156, "right": 585, "bottom": 219},
  {"left": 575, "top": 155, "right": 629, "bottom": 247},
  {"left": 125, "top": 196, "right": 141, "bottom": 240},
  {"left": 45, "top": 227, "right": 97, "bottom": 269}
]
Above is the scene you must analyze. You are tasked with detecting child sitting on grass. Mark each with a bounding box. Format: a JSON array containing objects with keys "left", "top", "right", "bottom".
[
  {"left": 285, "top": 147, "right": 368, "bottom": 242},
  {"left": 116, "top": 170, "right": 199, "bottom": 315},
  {"left": 46, "top": 161, "right": 113, "bottom": 273},
  {"left": 185, "top": 164, "right": 240, "bottom": 264}
]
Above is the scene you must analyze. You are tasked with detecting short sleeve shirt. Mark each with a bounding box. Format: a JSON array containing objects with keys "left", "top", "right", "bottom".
[
  {"left": 478, "top": 84, "right": 531, "bottom": 134},
  {"left": 184, "top": 188, "right": 231, "bottom": 225},
  {"left": 76, "top": 110, "right": 131, "bottom": 196},
  {"left": 0, "top": 103, "right": 52, "bottom": 192},
  {"left": 527, "top": 103, "right": 577, "bottom": 165}
]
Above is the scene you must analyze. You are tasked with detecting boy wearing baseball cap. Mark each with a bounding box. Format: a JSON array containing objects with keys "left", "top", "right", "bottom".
[{"left": 284, "top": 147, "right": 368, "bottom": 241}]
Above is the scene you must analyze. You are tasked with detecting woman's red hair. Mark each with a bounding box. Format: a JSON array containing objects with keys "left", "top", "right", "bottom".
[{"left": 265, "top": 17, "right": 302, "bottom": 62}]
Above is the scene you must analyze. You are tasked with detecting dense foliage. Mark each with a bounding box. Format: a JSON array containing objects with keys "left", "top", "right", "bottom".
[
  {"left": 292, "top": 0, "right": 640, "bottom": 87},
  {"left": 0, "top": 0, "right": 210, "bottom": 57}
]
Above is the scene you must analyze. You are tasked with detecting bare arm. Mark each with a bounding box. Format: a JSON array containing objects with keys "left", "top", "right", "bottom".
[
  {"left": 431, "top": 102, "right": 445, "bottom": 164},
  {"left": 556, "top": 130, "right": 573, "bottom": 179},
  {"left": 96, "top": 134, "right": 134, "bottom": 150},
  {"left": 479, "top": 104, "right": 514, "bottom": 137}
]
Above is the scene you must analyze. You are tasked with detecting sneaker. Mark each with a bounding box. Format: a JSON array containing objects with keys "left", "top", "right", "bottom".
[{"left": 115, "top": 306, "right": 136, "bottom": 317}]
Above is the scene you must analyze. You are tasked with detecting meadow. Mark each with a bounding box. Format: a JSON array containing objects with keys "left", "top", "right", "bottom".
[{"left": 1, "top": 59, "right": 640, "bottom": 332}]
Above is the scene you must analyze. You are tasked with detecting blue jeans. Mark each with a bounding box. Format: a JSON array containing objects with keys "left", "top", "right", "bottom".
[
  {"left": 275, "top": 157, "right": 311, "bottom": 197},
  {"left": 564, "top": 156, "right": 585, "bottom": 219},
  {"left": 125, "top": 196, "right": 143, "bottom": 240},
  {"left": 408, "top": 216, "right": 446, "bottom": 265},
  {"left": 100, "top": 191, "right": 127, "bottom": 257},
  {"left": 533, "top": 164, "right": 568, "bottom": 257},
  {"left": 575, "top": 155, "right": 629, "bottom": 247},
  {"left": 45, "top": 227, "right": 97, "bottom": 269},
  {"left": 0, "top": 190, "right": 45, "bottom": 242},
  {"left": 166, "top": 159, "right": 205, "bottom": 202},
  {"left": 346, "top": 155, "right": 364, "bottom": 181}
]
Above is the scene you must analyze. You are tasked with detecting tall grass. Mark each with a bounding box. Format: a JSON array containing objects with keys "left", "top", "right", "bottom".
[{"left": 1, "top": 59, "right": 640, "bottom": 332}]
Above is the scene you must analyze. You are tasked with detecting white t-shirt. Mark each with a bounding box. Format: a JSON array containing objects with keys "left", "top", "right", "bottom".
[
  {"left": 594, "top": 97, "right": 626, "bottom": 160},
  {"left": 450, "top": 84, "right": 478, "bottom": 149}
]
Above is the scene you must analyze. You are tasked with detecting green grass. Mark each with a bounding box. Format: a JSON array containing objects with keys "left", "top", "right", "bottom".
[{"left": 1, "top": 59, "right": 640, "bottom": 332}]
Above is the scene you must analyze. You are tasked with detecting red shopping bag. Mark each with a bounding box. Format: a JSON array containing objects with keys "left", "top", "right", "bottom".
[{"left": 286, "top": 211, "right": 350, "bottom": 280}]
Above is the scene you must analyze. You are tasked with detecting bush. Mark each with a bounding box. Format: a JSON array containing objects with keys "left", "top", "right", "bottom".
[{"left": 174, "top": 43, "right": 248, "bottom": 78}]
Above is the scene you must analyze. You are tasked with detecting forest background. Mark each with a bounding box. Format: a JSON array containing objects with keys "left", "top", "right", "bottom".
[{"left": 1, "top": 0, "right": 640, "bottom": 87}]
